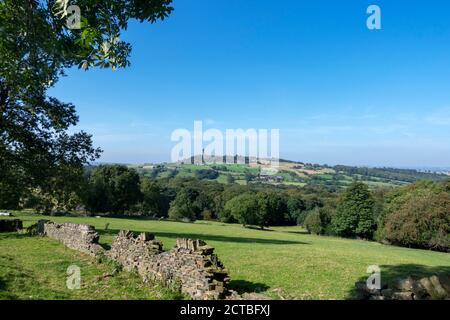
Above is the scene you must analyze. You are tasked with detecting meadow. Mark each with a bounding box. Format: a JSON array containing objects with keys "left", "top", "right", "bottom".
[{"left": 1, "top": 212, "right": 449, "bottom": 300}]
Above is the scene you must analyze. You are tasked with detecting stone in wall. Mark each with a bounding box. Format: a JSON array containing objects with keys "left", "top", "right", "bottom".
[
  {"left": 355, "top": 275, "right": 450, "bottom": 300},
  {"left": 0, "top": 219, "right": 23, "bottom": 232},
  {"left": 107, "top": 230, "right": 163, "bottom": 271},
  {"left": 37, "top": 220, "right": 104, "bottom": 256},
  {"left": 107, "top": 231, "right": 231, "bottom": 300}
]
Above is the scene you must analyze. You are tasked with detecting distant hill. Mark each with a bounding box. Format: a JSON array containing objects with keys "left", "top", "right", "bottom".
[{"left": 128, "top": 157, "right": 450, "bottom": 191}]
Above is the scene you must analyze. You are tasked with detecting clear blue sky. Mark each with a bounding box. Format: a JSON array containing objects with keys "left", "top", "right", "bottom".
[{"left": 49, "top": 0, "right": 450, "bottom": 167}]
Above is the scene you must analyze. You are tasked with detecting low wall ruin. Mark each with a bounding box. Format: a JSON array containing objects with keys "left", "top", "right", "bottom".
[
  {"left": 32, "top": 220, "right": 233, "bottom": 300},
  {"left": 36, "top": 220, "right": 104, "bottom": 256},
  {"left": 355, "top": 275, "right": 450, "bottom": 300},
  {"left": 107, "top": 231, "right": 231, "bottom": 300}
]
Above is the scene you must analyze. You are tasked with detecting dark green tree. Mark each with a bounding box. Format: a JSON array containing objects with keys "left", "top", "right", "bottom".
[
  {"left": 24, "top": 165, "right": 89, "bottom": 214},
  {"left": 258, "top": 191, "right": 288, "bottom": 226},
  {"left": 332, "top": 182, "right": 376, "bottom": 239},
  {"left": 168, "top": 187, "right": 199, "bottom": 221},
  {"left": 224, "top": 192, "right": 285, "bottom": 229},
  {"left": 225, "top": 193, "right": 262, "bottom": 228},
  {"left": 139, "top": 178, "right": 170, "bottom": 217},
  {"left": 0, "top": 0, "right": 173, "bottom": 208},
  {"left": 0, "top": 167, "right": 22, "bottom": 209},
  {"left": 304, "top": 206, "right": 334, "bottom": 235},
  {"left": 195, "top": 169, "right": 219, "bottom": 180},
  {"left": 304, "top": 209, "right": 322, "bottom": 235},
  {"left": 86, "top": 165, "right": 142, "bottom": 214},
  {"left": 216, "top": 184, "right": 248, "bottom": 222},
  {"left": 381, "top": 181, "right": 450, "bottom": 252},
  {"left": 287, "top": 192, "right": 306, "bottom": 224}
]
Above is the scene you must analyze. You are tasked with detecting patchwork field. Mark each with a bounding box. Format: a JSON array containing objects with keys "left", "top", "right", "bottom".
[
  {"left": 1, "top": 212, "right": 449, "bottom": 300},
  {"left": 130, "top": 161, "right": 450, "bottom": 191}
]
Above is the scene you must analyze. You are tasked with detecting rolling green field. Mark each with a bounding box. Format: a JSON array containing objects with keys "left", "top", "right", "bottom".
[
  {"left": 130, "top": 161, "right": 449, "bottom": 191},
  {"left": 1, "top": 212, "right": 449, "bottom": 300}
]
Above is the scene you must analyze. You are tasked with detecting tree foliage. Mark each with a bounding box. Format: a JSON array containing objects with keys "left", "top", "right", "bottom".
[
  {"left": 381, "top": 181, "right": 450, "bottom": 252},
  {"left": 85, "top": 165, "right": 142, "bottom": 214},
  {"left": 137, "top": 178, "right": 170, "bottom": 217},
  {"left": 259, "top": 191, "right": 289, "bottom": 226},
  {"left": 332, "top": 182, "right": 376, "bottom": 239},
  {"left": 304, "top": 209, "right": 322, "bottom": 235},
  {"left": 168, "top": 187, "right": 199, "bottom": 221},
  {"left": 304, "top": 207, "right": 334, "bottom": 235},
  {"left": 286, "top": 192, "right": 307, "bottom": 224},
  {"left": 195, "top": 169, "right": 219, "bottom": 180},
  {"left": 0, "top": 0, "right": 173, "bottom": 209},
  {"left": 225, "top": 193, "right": 263, "bottom": 228}
]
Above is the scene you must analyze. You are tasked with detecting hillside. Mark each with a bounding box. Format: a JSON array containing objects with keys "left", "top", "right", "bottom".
[
  {"left": 128, "top": 159, "right": 450, "bottom": 191},
  {"left": 2, "top": 212, "right": 449, "bottom": 300}
]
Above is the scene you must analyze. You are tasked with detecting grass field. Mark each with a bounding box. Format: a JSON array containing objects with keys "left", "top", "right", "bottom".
[
  {"left": 1, "top": 212, "right": 449, "bottom": 300},
  {"left": 130, "top": 161, "right": 448, "bottom": 190}
]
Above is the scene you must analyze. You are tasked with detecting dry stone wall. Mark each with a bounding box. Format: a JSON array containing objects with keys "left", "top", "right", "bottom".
[
  {"left": 31, "top": 220, "right": 234, "bottom": 300},
  {"left": 107, "top": 230, "right": 231, "bottom": 300},
  {"left": 38, "top": 220, "right": 104, "bottom": 256},
  {"left": 355, "top": 275, "right": 450, "bottom": 300}
]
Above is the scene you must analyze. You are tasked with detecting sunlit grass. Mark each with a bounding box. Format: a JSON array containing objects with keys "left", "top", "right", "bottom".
[{"left": 1, "top": 211, "right": 449, "bottom": 300}]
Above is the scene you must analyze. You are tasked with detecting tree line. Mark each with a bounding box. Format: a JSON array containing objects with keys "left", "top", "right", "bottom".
[
  {"left": 82, "top": 165, "right": 336, "bottom": 227},
  {"left": 2, "top": 164, "right": 447, "bottom": 253}
]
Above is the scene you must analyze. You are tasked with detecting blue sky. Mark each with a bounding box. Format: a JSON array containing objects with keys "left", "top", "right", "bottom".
[{"left": 49, "top": 0, "right": 450, "bottom": 167}]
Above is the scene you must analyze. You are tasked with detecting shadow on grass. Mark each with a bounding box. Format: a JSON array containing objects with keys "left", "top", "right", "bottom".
[
  {"left": 281, "top": 230, "right": 310, "bottom": 235},
  {"left": 346, "top": 264, "right": 450, "bottom": 299},
  {"left": 0, "top": 277, "right": 17, "bottom": 299},
  {"left": 243, "top": 226, "right": 274, "bottom": 232},
  {"left": 229, "top": 279, "right": 270, "bottom": 294},
  {"left": 0, "top": 277, "right": 6, "bottom": 291},
  {"left": 89, "top": 214, "right": 164, "bottom": 221},
  {"left": 97, "top": 228, "right": 309, "bottom": 246},
  {"left": 0, "top": 232, "right": 31, "bottom": 241}
]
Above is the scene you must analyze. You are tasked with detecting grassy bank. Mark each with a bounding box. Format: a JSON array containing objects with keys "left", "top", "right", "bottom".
[{"left": 1, "top": 212, "right": 449, "bottom": 299}]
